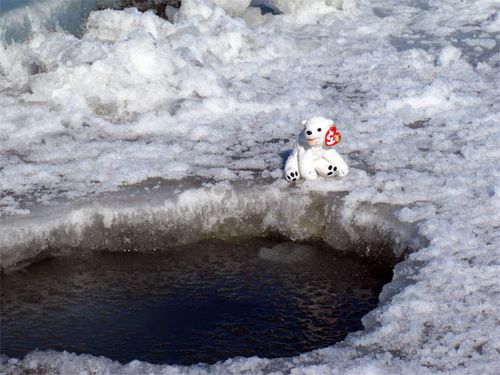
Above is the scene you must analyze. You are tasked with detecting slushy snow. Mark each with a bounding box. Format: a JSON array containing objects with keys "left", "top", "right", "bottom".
[{"left": 1, "top": 0, "right": 500, "bottom": 373}]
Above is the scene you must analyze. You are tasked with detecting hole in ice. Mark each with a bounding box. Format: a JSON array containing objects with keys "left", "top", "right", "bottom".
[{"left": 1, "top": 239, "right": 392, "bottom": 365}]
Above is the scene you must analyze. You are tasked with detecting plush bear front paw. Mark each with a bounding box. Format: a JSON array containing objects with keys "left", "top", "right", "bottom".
[{"left": 286, "top": 170, "right": 300, "bottom": 182}]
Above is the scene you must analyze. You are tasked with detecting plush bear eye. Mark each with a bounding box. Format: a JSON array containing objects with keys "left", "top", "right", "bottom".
[{"left": 317, "top": 128, "right": 322, "bottom": 132}]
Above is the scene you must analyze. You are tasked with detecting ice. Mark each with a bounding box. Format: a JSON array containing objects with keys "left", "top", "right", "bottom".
[
  {"left": 438, "top": 45, "right": 462, "bottom": 67},
  {"left": 206, "top": 0, "right": 252, "bottom": 17},
  {"left": 1, "top": 0, "right": 500, "bottom": 373}
]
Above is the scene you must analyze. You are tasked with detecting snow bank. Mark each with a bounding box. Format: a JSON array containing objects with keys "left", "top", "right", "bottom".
[{"left": 1, "top": 0, "right": 500, "bottom": 373}]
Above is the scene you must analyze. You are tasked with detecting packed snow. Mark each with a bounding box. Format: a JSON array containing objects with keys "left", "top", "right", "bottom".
[{"left": 1, "top": 0, "right": 499, "bottom": 373}]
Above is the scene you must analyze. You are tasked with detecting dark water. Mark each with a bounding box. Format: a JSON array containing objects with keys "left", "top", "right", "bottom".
[{"left": 1, "top": 240, "right": 392, "bottom": 365}]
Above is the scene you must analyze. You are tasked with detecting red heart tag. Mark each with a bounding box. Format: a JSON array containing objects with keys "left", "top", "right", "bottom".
[{"left": 325, "top": 126, "right": 341, "bottom": 146}]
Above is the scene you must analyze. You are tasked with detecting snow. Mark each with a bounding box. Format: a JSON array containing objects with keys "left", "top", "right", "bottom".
[{"left": 1, "top": 0, "right": 500, "bottom": 373}]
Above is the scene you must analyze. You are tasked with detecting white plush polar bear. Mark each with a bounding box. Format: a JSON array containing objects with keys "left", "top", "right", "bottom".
[{"left": 285, "top": 116, "right": 349, "bottom": 182}]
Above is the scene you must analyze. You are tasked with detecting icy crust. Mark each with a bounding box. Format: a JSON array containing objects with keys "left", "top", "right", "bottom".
[
  {"left": 2, "top": 349, "right": 499, "bottom": 375},
  {"left": 1, "top": 0, "right": 500, "bottom": 373}
]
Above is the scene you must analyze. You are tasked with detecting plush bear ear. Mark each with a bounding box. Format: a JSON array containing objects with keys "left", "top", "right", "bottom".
[
  {"left": 301, "top": 119, "right": 307, "bottom": 126},
  {"left": 324, "top": 125, "right": 341, "bottom": 146}
]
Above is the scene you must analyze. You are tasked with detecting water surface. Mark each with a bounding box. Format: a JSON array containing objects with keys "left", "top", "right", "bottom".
[{"left": 1, "top": 240, "right": 392, "bottom": 365}]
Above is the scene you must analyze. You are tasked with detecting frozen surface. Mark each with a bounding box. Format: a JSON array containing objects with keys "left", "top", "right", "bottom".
[{"left": 1, "top": 0, "right": 500, "bottom": 373}]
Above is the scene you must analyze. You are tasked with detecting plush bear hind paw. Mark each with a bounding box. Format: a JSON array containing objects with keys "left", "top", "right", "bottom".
[
  {"left": 331, "top": 164, "right": 349, "bottom": 177},
  {"left": 326, "top": 164, "right": 338, "bottom": 176},
  {"left": 286, "top": 170, "right": 300, "bottom": 182}
]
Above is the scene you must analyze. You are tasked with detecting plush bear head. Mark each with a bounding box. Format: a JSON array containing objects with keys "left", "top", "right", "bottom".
[{"left": 301, "top": 116, "right": 341, "bottom": 148}]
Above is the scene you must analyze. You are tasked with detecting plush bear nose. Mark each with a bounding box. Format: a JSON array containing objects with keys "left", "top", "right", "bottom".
[{"left": 306, "top": 130, "right": 312, "bottom": 135}]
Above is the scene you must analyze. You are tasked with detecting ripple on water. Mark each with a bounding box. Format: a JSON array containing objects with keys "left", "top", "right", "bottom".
[{"left": 1, "top": 239, "right": 392, "bottom": 365}]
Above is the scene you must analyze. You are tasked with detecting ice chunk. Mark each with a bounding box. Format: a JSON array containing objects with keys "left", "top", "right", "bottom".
[
  {"left": 211, "top": 0, "right": 252, "bottom": 16},
  {"left": 175, "top": 0, "right": 217, "bottom": 22},
  {"left": 396, "top": 203, "right": 436, "bottom": 223},
  {"left": 84, "top": 7, "right": 171, "bottom": 42},
  {"left": 438, "top": 45, "right": 462, "bottom": 67}
]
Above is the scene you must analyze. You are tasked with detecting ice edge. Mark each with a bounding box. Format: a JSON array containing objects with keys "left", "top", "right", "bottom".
[{"left": 0, "top": 179, "right": 424, "bottom": 272}]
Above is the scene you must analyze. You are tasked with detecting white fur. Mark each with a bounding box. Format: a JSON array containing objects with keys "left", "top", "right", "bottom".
[{"left": 285, "top": 116, "right": 349, "bottom": 182}]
